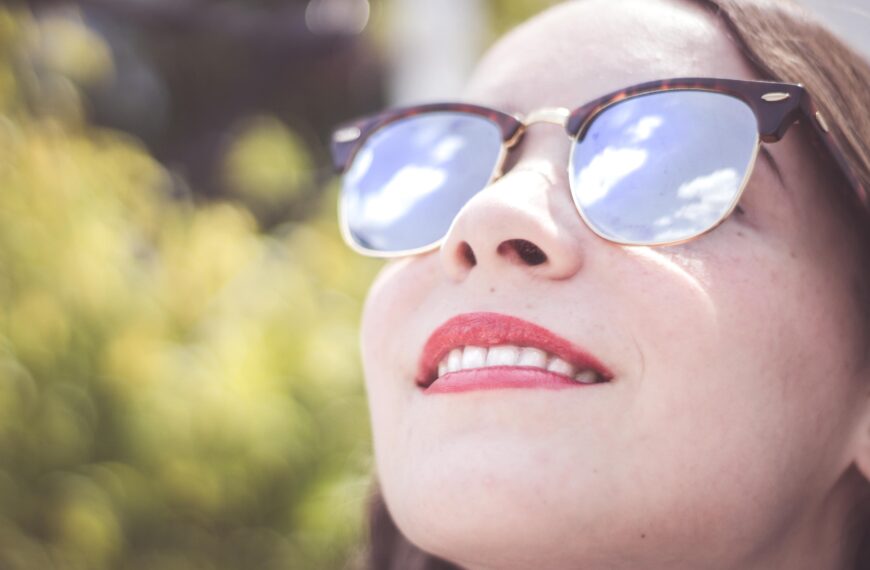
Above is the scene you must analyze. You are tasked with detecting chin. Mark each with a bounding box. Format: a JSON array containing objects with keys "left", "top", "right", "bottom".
[
  {"left": 378, "top": 449, "right": 621, "bottom": 568},
  {"left": 378, "top": 443, "right": 773, "bottom": 570},
  {"left": 388, "top": 489, "right": 650, "bottom": 570}
]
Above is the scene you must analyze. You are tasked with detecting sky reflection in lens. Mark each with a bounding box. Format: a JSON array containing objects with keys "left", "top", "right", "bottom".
[
  {"left": 570, "top": 91, "right": 758, "bottom": 244},
  {"left": 343, "top": 112, "right": 502, "bottom": 252}
]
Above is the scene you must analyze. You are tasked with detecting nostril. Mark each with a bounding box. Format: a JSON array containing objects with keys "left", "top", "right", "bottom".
[
  {"left": 498, "top": 239, "right": 548, "bottom": 266},
  {"left": 459, "top": 241, "right": 477, "bottom": 267}
]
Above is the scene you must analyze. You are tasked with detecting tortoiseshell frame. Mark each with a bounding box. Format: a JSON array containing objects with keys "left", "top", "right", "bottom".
[{"left": 331, "top": 77, "right": 867, "bottom": 257}]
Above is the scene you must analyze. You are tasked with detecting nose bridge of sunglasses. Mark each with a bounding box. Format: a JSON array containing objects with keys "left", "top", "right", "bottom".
[{"left": 507, "top": 107, "right": 572, "bottom": 147}]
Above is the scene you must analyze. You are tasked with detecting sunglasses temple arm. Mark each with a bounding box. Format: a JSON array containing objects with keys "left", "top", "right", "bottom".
[{"left": 798, "top": 93, "right": 868, "bottom": 211}]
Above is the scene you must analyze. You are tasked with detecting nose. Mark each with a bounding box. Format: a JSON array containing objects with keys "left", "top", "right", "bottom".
[{"left": 439, "top": 165, "right": 587, "bottom": 282}]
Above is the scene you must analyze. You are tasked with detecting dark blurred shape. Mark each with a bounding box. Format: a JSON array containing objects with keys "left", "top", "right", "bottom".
[{"left": 26, "top": 0, "right": 385, "bottom": 226}]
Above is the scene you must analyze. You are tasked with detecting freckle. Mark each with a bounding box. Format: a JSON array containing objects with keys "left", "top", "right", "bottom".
[
  {"left": 641, "top": 534, "right": 646, "bottom": 539},
  {"left": 790, "top": 250, "right": 797, "bottom": 259},
  {"left": 736, "top": 231, "right": 745, "bottom": 237},
  {"left": 489, "top": 287, "right": 496, "bottom": 293}
]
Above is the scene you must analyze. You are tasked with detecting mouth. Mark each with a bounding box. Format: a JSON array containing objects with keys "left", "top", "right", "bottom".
[{"left": 415, "top": 312, "right": 614, "bottom": 391}]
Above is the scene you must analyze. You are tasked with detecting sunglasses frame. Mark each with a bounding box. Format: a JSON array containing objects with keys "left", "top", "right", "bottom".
[{"left": 331, "top": 77, "right": 866, "bottom": 257}]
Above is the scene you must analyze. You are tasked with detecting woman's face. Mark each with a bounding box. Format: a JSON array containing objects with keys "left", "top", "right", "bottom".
[{"left": 359, "top": 0, "right": 869, "bottom": 568}]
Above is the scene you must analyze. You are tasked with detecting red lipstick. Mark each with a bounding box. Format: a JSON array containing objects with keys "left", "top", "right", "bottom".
[{"left": 415, "top": 312, "right": 613, "bottom": 393}]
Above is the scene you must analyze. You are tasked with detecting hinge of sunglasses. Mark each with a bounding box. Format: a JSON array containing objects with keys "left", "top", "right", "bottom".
[{"left": 761, "top": 92, "right": 791, "bottom": 102}]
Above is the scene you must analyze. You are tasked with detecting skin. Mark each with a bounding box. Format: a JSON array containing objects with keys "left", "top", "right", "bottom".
[{"left": 359, "top": 1, "right": 870, "bottom": 568}]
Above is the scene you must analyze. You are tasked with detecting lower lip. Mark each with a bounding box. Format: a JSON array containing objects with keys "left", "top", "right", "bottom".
[{"left": 422, "top": 366, "right": 597, "bottom": 394}]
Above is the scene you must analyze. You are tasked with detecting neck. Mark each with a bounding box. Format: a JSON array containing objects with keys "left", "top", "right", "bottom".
[
  {"left": 457, "top": 468, "right": 867, "bottom": 570},
  {"left": 728, "top": 467, "right": 867, "bottom": 570}
]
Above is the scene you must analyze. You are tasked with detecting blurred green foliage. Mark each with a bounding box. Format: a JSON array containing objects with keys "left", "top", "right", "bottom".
[
  {"left": 0, "top": 2, "right": 559, "bottom": 568},
  {"left": 488, "top": 0, "right": 560, "bottom": 38},
  {"left": 222, "top": 116, "right": 313, "bottom": 218},
  {"left": 0, "top": 7, "right": 382, "bottom": 569}
]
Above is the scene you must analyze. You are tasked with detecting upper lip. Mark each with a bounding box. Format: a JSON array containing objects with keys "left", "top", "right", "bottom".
[{"left": 414, "top": 312, "right": 614, "bottom": 387}]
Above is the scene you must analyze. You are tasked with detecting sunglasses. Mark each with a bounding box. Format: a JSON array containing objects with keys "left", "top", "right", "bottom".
[{"left": 330, "top": 77, "right": 862, "bottom": 257}]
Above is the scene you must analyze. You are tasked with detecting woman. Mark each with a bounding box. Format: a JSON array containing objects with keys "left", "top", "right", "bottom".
[{"left": 332, "top": 0, "right": 870, "bottom": 568}]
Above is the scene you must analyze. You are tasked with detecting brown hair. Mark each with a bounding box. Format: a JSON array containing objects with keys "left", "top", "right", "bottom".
[{"left": 351, "top": 1, "right": 870, "bottom": 568}]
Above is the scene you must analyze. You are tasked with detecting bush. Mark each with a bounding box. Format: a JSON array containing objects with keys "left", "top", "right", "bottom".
[{"left": 0, "top": 8, "right": 379, "bottom": 569}]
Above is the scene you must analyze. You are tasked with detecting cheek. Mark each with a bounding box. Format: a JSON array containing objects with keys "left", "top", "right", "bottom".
[
  {"left": 615, "top": 236, "right": 862, "bottom": 530},
  {"left": 629, "top": 230, "right": 860, "bottom": 412},
  {"left": 359, "top": 255, "right": 440, "bottom": 461},
  {"left": 360, "top": 256, "right": 439, "bottom": 376}
]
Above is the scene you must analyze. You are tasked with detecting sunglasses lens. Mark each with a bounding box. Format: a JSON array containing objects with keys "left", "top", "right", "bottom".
[
  {"left": 341, "top": 112, "right": 503, "bottom": 254},
  {"left": 569, "top": 90, "right": 759, "bottom": 245}
]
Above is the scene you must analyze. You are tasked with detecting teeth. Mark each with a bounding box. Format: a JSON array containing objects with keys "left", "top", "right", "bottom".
[
  {"left": 574, "top": 369, "right": 600, "bottom": 384},
  {"left": 434, "top": 344, "right": 607, "bottom": 383},
  {"left": 546, "top": 357, "right": 575, "bottom": 377},
  {"left": 486, "top": 345, "right": 519, "bottom": 367},
  {"left": 517, "top": 347, "right": 547, "bottom": 368},
  {"left": 461, "top": 346, "right": 487, "bottom": 369},
  {"left": 447, "top": 348, "right": 462, "bottom": 373}
]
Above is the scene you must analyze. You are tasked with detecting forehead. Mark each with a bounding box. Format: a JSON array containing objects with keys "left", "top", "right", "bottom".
[{"left": 462, "top": 0, "right": 764, "bottom": 112}]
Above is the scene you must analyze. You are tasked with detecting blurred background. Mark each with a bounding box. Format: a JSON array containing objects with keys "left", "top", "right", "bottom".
[{"left": 0, "top": 1, "right": 866, "bottom": 569}]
